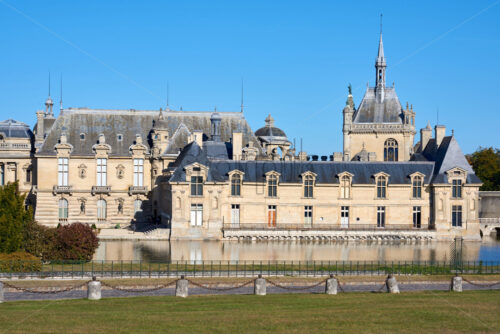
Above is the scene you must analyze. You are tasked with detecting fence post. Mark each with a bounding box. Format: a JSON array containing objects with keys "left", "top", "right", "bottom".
[
  {"left": 325, "top": 274, "right": 338, "bottom": 295},
  {"left": 254, "top": 274, "right": 266, "bottom": 296},
  {"left": 385, "top": 274, "right": 400, "bottom": 293},
  {"left": 87, "top": 276, "right": 101, "bottom": 300},
  {"left": 0, "top": 281, "right": 4, "bottom": 303},
  {"left": 451, "top": 274, "right": 462, "bottom": 292},
  {"left": 175, "top": 275, "right": 189, "bottom": 298}
]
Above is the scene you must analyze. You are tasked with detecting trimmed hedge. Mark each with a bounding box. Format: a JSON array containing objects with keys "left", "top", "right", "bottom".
[{"left": 0, "top": 252, "right": 42, "bottom": 272}]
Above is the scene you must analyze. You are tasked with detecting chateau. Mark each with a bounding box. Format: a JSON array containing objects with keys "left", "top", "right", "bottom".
[{"left": 0, "top": 33, "right": 482, "bottom": 241}]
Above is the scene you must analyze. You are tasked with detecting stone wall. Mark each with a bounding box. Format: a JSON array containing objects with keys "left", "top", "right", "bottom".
[{"left": 479, "top": 191, "right": 500, "bottom": 218}]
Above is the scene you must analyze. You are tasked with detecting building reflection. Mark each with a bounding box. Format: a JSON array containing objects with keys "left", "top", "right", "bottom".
[{"left": 93, "top": 238, "right": 495, "bottom": 262}]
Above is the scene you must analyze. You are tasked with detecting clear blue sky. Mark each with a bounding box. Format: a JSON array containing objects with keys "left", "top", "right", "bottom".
[{"left": 0, "top": 0, "right": 499, "bottom": 155}]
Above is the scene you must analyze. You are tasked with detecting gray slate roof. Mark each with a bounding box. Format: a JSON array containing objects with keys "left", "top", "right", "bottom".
[
  {"left": 353, "top": 87, "right": 403, "bottom": 123},
  {"left": 170, "top": 142, "right": 435, "bottom": 185},
  {"left": 0, "top": 119, "right": 33, "bottom": 139},
  {"left": 37, "top": 108, "right": 260, "bottom": 157}
]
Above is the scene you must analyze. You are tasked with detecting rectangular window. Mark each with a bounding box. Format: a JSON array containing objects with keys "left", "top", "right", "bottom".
[
  {"left": 25, "top": 169, "right": 31, "bottom": 183},
  {"left": 341, "top": 206, "right": 349, "bottom": 228},
  {"left": 133, "top": 159, "right": 144, "bottom": 187},
  {"left": 190, "top": 204, "right": 203, "bottom": 226},
  {"left": 413, "top": 206, "right": 421, "bottom": 228},
  {"left": 58, "top": 199, "right": 68, "bottom": 220},
  {"left": 377, "top": 206, "right": 385, "bottom": 227},
  {"left": 452, "top": 205, "right": 462, "bottom": 227},
  {"left": 412, "top": 176, "right": 422, "bottom": 198},
  {"left": 377, "top": 177, "right": 387, "bottom": 199},
  {"left": 303, "top": 177, "right": 313, "bottom": 198},
  {"left": 96, "top": 158, "right": 107, "bottom": 186},
  {"left": 304, "top": 206, "right": 312, "bottom": 226},
  {"left": 231, "top": 204, "right": 240, "bottom": 227},
  {"left": 191, "top": 176, "right": 203, "bottom": 196},
  {"left": 58, "top": 158, "right": 69, "bottom": 186},
  {"left": 452, "top": 180, "right": 462, "bottom": 198},
  {"left": 231, "top": 175, "right": 241, "bottom": 196},
  {"left": 97, "top": 199, "right": 107, "bottom": 220},
  {"left": 268, "top": 205, "right": 277, "bottom": 227},
  {"left": 0, "top": 164, "right": 4, "bottom": 185},
  {"left": 268, "top": 176, "right": 277, "bottom": 197}
]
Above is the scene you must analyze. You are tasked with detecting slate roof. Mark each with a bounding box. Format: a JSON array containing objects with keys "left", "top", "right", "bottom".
[
  {"left": 170, "top": 143, "right": 435, "bottom": 185},
  {"left": 353, "top": 87, "right": 403, "bottom": 123},
  {"left": 37, "top": 108, "right": 260, "bottom": 157},
  {"left": 0, "top": 119, "right": 33, "bottom": 139}
]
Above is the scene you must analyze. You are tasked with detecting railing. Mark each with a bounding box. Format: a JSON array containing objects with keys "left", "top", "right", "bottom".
[
  {"left": 91, "top": 186, "right": 111, "bottom": 195},
  {"left": 479, "top": 218, "right": 500, "bottom": 225},
  {"left": 128, "top": 186, "right": 148, "bottom": 195},
  {"left": 223, "top": 224, "right": 432, "bottom": 231},
  {"left": 0, "top": 260, "right": 498, "bottom": 279},
  {"left": 52, "top": 185, "right": 73, "bottom": 194}
]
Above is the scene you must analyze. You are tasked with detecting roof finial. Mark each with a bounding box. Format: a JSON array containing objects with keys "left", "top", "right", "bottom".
[
  {"left": 166, "top": 82, "right": 170, "bottom": 109},
  {"left": 240, "top": 78, "right": 244, "bottom": 113},
  {"left": 380, "top": 13, "right": 383, "bottom": 35},
  {"left": 59, "top": 74, "right": 63, "bottom": 112},
  {"left": 348, "top": 83, "right": 352, "bottom": 95},
  {"left": 48, "top": 71, "right": 51, "bottom": 97},
  {"left": 452, "top": 129, "right": 454, "bottom": 136}
]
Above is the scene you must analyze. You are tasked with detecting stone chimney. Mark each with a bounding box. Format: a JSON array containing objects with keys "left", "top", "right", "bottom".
[
  {"left": 193, "top": 130, "right": 203, "bottom": 147},
  {"left": 232, "top": 132, "right": 242, "bottom": 160},
  {"left": 420, "top": 122, "right": 432, "bottom": 151},
  {"left": 35, "top": 110, "right": 44, "bottom": 142},
  {"left": 435, "top": 125, "right": 446, "bottom": 147}
]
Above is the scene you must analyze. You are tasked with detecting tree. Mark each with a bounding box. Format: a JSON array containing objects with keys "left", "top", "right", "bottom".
[
  {"left": 467, "top": 147, "right": 500, "bottom": 191},
  {"left": 0, "top": 182, "right": 32, "bottom": 253},
  {"left": 50, "top": 223, "right": 99, "bottom": 261}
]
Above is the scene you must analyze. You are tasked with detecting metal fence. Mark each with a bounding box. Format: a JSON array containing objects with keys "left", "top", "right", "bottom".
[
  {"left": 222, "top": 224, "right": 431, "bottom": 231},
  {"left": 0, "top": 260, "right": 499, "bottom": 279}
]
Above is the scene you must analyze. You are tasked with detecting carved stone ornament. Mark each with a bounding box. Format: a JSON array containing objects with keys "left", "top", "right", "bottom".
[
  {"left": 116, "top": 164, "right": 125, "bottom": 179},
  {"left": 78, "top": 164, "right": 87, "bottom": 179}
]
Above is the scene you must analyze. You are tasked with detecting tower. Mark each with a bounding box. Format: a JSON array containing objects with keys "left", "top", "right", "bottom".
[
  {"left": 342, "top": 85, "right": 354, "bottom": 161},
  {"left": 210, "top": 110, "right": 222, "bottom": 142},
  {"left": 375, "top": 25, "right": 386, "bottom": 102}
]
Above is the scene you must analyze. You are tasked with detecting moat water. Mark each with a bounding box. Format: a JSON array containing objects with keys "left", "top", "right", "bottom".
[{"left": 93, "top": 235, "right": 500, "bottom": 262}]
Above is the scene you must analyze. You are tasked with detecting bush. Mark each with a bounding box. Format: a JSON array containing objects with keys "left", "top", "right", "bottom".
[
  {"left": 47, "top": 223, "right": 99, "bottom": 262},
  {"left": 0, "top": 182, "right": 32, "bottom": 253},
  {"left": 0, "top": 251, "right": 42, "bottom": 272},
  {"left": 23, "top": 220, "right": 56, "bottom": 260}
]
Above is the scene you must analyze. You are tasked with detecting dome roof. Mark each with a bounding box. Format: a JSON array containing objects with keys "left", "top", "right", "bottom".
[
  {"left": 0, "top": 119, "right": 33, "bottom": 139},
  {"left": 254, "top": 114, "right": 287, "bottom": 139}
]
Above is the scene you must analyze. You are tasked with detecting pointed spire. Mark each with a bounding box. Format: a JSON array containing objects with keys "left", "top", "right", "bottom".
[
  {"left": 375, "top": 14, "right": 387, "bottom": 101},
  {"left": 45, "top": 72, "right": 54, "bottom": 116},
  {"left": 377, "top": 16, "right": 385, "bottom": 62},
  {"left": 426, "top": 121, "right": 432, "bottom": 130}
]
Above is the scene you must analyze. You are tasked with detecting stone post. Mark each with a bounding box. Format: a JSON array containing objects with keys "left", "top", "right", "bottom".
[
  {"left": 385, "top": 274, "right": 400, "bottom": 294},
  {"left": 451, "top": 275, "right": 463, "bottom": 292},
  {"left": 0, "top": 281, "right": 4, "bottom": 303},
  {"left": 176, "top": 275, "right": 189, "bottom": 298},
  {"left": 254, "top": 274, "right": 266, "bottom": 296},
  {"left": 325, "top": 275, "right": 338, "bottom": 295},
  {"left": 87, "top": 276, "right": 102, "bottom": 300}
]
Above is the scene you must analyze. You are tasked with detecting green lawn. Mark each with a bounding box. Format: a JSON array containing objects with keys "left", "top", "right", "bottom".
[{"left": 0, "top": 291, "right": 499, "bottom": 333}]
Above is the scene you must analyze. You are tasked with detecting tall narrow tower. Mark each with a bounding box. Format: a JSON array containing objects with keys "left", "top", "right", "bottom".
[{"left": 375, "top": 18, "right": 386, "bottom": 103}]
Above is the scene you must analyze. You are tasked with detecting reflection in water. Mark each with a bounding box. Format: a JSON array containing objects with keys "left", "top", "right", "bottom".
[{"left": 94, "top": 235, "right": 500, "bottom": 262}]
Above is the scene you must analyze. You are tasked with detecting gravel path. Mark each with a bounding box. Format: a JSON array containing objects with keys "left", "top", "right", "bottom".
[{"left": 3, "top": 282, "right": 500, "bottom": 301}]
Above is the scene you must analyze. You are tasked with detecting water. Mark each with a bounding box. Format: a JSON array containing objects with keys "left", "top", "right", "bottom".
[{"left": 94, "top": 235, "right": 500, "bottom": 262}]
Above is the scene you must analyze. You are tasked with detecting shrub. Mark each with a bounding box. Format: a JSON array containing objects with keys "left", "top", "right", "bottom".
[
  {"left": 0, "top": 182, "right": 32, "bottom": 253},
  {"left": 48, "top": 223, "right": 99, "bottom": 262},
  {"left": 23, "top": 220, "right": 56, "bottom": 260},
  {"left": 0, "top": 251, "right": 42, "bottom": 272},
  {"left": 115, "top": 224, "right": 120, "bottom": 229}
]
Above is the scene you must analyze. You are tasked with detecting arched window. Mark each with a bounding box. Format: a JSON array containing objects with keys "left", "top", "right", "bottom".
[
  {"left": 267, "top": 174, "right": 278, "bottom": 197},
  {"left": 303, "top": 175, "right": 314, "bottom": 198},
  {"left": 376, "top": 176, "right": 387, "bottom": 199},
  {"left": 340, "top": 175, "right": 351, "bottom": 199},
  {"left": 97, "top": 199, "right": 107, "bottom": 220},
  {"left": 412, "top": 176, "right": 422, "bottom": 198},
  {"left": 384, "top": 139, "right": 398, "bottom": 161},
  {"left": 58, "top": 198, "right": 68, "bottom": 220},
  {"left": 134, "top": 200, "right": 142, "bottom": 215},
  {"left": 231, "top": 174, "right": 241, "bottom": 196}
]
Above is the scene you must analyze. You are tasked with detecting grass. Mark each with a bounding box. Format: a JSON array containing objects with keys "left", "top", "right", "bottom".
[{"left": 0, "top": 291, "right": 499, "bottom": 333}]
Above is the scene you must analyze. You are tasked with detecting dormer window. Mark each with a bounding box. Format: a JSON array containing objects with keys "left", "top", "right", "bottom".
[
  {"left": 340, "top": 175, "right": 351, "bottom": 199},
  {"left": 267, "top": 174, "right": 278, "bottom": 198},
  {"left": 231, "top": 173, "right": 242, "bottom": 196},
  {"left": 452, "top": 180, "right": 462, "bottom": 199},
  {"left": 191, "top": 176, "right": 203, "bottom": 196},
  {"left": 303, "top": 175, "right": 314, "bottom": 198},
  {"left": 412, "top": 175, "right": 423, "bottom": 199},
  {"left": 376, "top": 175, "right": 387, "bottom": 199}
]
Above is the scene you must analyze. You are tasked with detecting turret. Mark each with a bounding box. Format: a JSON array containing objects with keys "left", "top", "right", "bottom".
[
  {"left": 210, "top": 110, "right": 222, "bottom": 142},
  {"left": 342, "top": 85, "right": 354, "bottom": 161}
]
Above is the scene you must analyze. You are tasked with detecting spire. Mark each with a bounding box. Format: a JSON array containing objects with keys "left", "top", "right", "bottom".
[
  {"left": 240, "top": 78, "right": 244, "bottom": 113},
  {"left": 45, "top": 72, "right": 54, "bottom": 116},
  {"left": 59, "top": 74, "right": 63, "bottom": 112},
  {"left": 375, "top": 14, "right": 387, "bottom": 102}
]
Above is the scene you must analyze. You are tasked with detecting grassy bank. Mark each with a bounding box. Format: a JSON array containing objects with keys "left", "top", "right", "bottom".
[{"left": 0, "top": 291, "right": 499, "bottom": 333}]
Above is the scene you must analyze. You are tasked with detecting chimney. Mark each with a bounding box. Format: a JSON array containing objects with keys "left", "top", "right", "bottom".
[
  {"left": 36, "top": 110, "right": 45, "bottom": 142},
  {"left": 232, "top": 132, "right": 242, "bottom": 160},
  {"left": 193, "top": 130, "right": 203, "bottom": 147},
  {"left": 420, "top": 123, "right": 432, "bottom": 151},
  {"left": 435, "top": 125, "right": 446, "bottom": 147}
]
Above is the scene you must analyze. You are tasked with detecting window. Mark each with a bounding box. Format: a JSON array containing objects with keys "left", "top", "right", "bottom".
[
  {"left": 231, "top": 204, "right": 240, "bottom": 227},
  {"left": 80, "top": 133, "right": 85, "bottom": 140},
  {"left": 304, "top": 206, "right": 312, "bottom": 226},
  {"left": 25, "top": 168, "right": 31, "bottom": 183},
  {"left": 97, "top": 199, "right": 107, "bottom": 220},
  {"left": 267, "top": 174, "right": 277, "bottom": 197},
  {"left": 268, "top": 205, "right": 277, "bottom": 227},
  {"left": 134, "top": 200, "right": 142, "bottom": 215},
  {"left": 191, "top": 176, "right": 203, "bottom": 196},
  {"left": 413, "top": 206, "right": 421, "bottom": 228},
  {"left": 96, "top": 158, "right": 107, "bottom": 186},
  {"left": 452, "top": 205, "right": 462, "bottom": 227},
  {"left": 190, "top": 204, "right": 203, "bottom": 226},
  {"left": 341, "top": 206, "right": 349, "bottom": 228},
  {"left": 384, "top": 138, "right": 398, "bottom": 161},
  {"left": 340, "top": 175, "right": 350, "bottom": 199},
  {"left": 303, "top": 175, "right": 313, "bottom": 198},
  {"left": 377, "top": 206, "right": 385, "bottom": 227},
  {"left": 117, "top": 134, "right": 123, "bottom": 141},
  {"left": 0, "top": 164, "right": 4, "bottom": 185},
  {"left": 133, "top": 159, "right": 144, "bottom": 187},
  {"left": 58, "top": 158, "right": 69, "bottom": 186},
  {"left": 231, "top": 174, "right": 241, "bottom": 196},
  {"left": 376, "top": 176, "right": 387, "bottom": 199},
  {"left": 412, "top": 176, "right": 422, "bottom": 198},
  {"left": 452, "top": 180, "right": 462, "bottom": 198},
  {"left": 58, "top": 198, "right": 68, "bottom": 220}
]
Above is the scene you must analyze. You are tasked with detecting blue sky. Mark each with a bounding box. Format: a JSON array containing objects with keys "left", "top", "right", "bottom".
[{"left": 0, "top": 0, "right": 499, "bottom": 155}]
